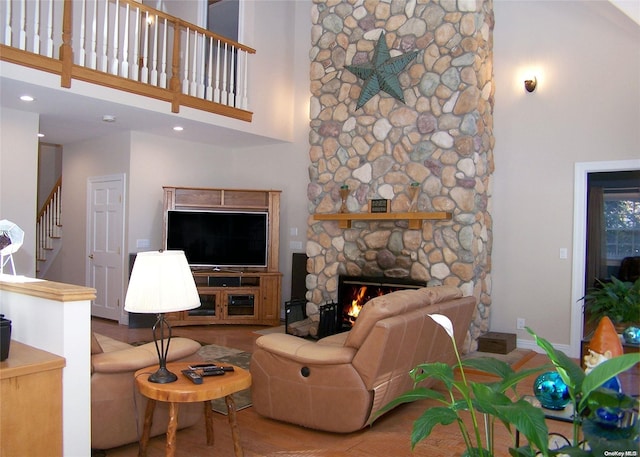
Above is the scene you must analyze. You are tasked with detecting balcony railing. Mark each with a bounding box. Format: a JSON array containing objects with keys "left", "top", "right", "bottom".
[{"left": 0, "top": 0, "right": 255, "bottom": 121}]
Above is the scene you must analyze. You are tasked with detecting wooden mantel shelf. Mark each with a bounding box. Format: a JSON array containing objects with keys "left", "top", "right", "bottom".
[{"left": 313, "top": 211, "right": 452, "bottom": 229}]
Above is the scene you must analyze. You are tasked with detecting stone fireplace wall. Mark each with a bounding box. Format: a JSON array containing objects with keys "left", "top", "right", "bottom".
[{"left": 306, "top": 0, "right": 494, "bottom": 352}]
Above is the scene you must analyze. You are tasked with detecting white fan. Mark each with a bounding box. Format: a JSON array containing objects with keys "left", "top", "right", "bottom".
[{"left": 0, "top": 220, "right": 24, "bottom": 275}]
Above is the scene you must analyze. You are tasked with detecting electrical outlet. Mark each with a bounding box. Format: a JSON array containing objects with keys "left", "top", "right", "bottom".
[{"left": 516, "top": 318, "right": 525, "bottom": 330}]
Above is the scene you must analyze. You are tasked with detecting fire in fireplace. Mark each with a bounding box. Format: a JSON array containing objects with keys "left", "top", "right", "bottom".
[{"left": 337, "top": 276, "right": 426, "bottom": 329}]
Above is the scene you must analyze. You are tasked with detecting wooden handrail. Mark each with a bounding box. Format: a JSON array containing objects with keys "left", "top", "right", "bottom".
[{"left": 38, "top": 177, "right": 62, "bottom": 221}]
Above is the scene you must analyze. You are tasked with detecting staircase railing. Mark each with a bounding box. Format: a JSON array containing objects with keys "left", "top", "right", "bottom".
[
  {"left": 36, "top": 177, "right": 62, "bottom": 268},
  {"left": 0, "top": 0, "right": 255, "bottom": 121}
]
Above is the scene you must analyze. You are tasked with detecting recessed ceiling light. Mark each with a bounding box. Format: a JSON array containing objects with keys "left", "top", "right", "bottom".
[
  {"left": 37, "top": 133, "right": 45, "bottom": 138},
  {"left": 20, "top": 95, "right": 35, "bottom": 102},
  {"left": 173, "top": 126, "right": 184, "bottom": 132},
  {"left": 102, "top": 114, "right": 116, "bottom": 122}
]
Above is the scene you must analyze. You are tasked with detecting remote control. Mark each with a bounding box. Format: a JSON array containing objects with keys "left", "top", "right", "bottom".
[
  {"left": 203, "top": 365, "right": 234, "bottom": 372},
  {"left": 189, "top": 364, "right": 235, "bottom": 372},
  {"left": 189, "top": 364, "right": 220, "bottom": 370},
  {"left": 200, "top": 368, "right": 225, "bottom": 376},
  {"left": 181, "top": 369, "right": 203, "bottom": 384}
]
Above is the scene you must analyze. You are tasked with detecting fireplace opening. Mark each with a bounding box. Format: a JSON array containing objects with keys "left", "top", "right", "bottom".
[{"left": 337, "top": 275, "right": 426, "bottom": 330}]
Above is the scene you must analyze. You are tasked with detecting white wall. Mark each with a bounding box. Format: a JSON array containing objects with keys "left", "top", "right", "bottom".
[
  {"left": 0, "top": 107, "right": 39, "bottom": 277},
  {"left": 56, "top": 133, "right": 131, "bottom": 285},
  {"left": 37, "top": 143, "right": 62, "bottom": 210},
  {"left": 492, "top": 0, "right": 640, "bottom": 353}
]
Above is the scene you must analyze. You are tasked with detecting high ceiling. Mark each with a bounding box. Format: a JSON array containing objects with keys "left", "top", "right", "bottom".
[
  {"left": 1, "top": 0, "right": 635, "bottom": 148},
  {"left": 0, "top": 64, "right": 279, "bottom": 149}
]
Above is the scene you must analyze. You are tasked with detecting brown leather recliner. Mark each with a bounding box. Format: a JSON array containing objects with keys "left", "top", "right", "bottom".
[
  {"left": 250, "top": 286, "right": 476, "bottom": 433},
  {"left": 91, "top": 333, "right": 203, "bottom": 450}
]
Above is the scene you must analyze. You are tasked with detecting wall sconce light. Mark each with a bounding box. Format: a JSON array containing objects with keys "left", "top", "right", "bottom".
[{"left": 524, "top": 76, "right": 537, "bottom": 93}]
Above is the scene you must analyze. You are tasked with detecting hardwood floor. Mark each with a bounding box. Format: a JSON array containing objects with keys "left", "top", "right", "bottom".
[{"left": 91, "top": 318, "right": 576, "bottom": 457}]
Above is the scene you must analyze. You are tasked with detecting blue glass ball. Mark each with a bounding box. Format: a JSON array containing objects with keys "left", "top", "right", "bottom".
[
  {"left": 533, "top": 372, "right": 570, "bottom": 410},
  {"left": 602, "top": 375, "right": 622, "bottom": 393},
  {"left": 594, "top": 407, "right": 623, "bottom": 428},
  {"left": 623, "top": 326, "right": 640, "bottom": 345}
]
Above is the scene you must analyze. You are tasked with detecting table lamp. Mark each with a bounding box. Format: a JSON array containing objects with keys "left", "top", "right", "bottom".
[{"left": 124, "top": 250, "right": 200, "bottom": 383}]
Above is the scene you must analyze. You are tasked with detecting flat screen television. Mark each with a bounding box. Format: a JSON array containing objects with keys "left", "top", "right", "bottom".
[{"left": 166, "top": 210, "right": 269, "bottom": 268}]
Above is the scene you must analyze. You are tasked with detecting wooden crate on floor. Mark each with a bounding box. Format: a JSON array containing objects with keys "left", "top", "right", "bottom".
[{"left": 478, "top": 331, "right": 516, "bottom": 354}]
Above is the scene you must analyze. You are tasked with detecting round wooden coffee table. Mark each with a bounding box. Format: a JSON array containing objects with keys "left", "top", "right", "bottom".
[{"left": 134, "top": 361, "right": 251, "bottom": 457}]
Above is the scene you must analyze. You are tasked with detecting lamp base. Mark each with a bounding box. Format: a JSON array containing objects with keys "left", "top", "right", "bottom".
[{"left": 148, "top": 366, "right": 178, "bottom": 384}]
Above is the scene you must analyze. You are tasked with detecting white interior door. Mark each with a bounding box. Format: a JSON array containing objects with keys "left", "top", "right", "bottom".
[{"left": 87, "top": 174, "right": 126, "bottom": 322}]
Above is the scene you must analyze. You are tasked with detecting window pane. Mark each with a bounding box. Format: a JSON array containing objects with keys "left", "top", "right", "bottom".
[{"left": 603, "top": 196, "right": 640, "bottom": 261}]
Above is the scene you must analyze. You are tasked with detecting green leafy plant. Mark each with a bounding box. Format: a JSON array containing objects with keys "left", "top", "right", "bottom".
[
  {"left": 582, "top": 277, "right": 640, "bottom": 326},
  {"left": 528, "top": 327, "right": 639, "bottom": 455},
  {"left": 376, "top": 314, "right": 640, "bottom": 457}
]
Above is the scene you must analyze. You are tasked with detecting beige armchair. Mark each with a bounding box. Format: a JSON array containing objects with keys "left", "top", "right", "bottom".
[
  {"left": 250, "top": 286, "right": 476, "bottom": 433},
  {"left": 91, "top": 333, "right": 203, "bottom": 450}
]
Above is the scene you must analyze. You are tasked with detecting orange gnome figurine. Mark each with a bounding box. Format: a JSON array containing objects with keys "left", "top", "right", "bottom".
[{"left": 584, "top": 316, "right": 624, "bottom": 374}]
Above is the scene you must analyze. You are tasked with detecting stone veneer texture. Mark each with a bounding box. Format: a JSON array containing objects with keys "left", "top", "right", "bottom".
[{"left": 306, "top": 0, "right": 495, "bottom": 351}]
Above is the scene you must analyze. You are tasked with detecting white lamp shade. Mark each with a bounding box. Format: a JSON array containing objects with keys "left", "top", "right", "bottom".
[{"left": 124, "top": 250, "right": 200, "bottom": 314}]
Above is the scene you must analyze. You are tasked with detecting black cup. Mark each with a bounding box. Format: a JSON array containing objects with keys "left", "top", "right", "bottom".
[{"left": 0, "top": 314, "right": 12, "bottom": 361}]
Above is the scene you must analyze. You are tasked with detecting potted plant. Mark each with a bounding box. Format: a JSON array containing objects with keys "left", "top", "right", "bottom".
[
  {"left": 376, "top": 314, "right": 640, "bottom": 456},
  {"left": 582, "top": 277, "right": 640, "bottom": 330}
]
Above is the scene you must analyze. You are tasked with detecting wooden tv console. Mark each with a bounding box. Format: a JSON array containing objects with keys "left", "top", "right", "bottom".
[{"left": 163, "top": 186, "right": 282, "bottom": 326}]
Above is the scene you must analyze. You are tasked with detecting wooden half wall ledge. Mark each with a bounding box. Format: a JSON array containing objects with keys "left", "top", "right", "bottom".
[{"left": 0, "top": 277, "right": 96, "bottom": 302}]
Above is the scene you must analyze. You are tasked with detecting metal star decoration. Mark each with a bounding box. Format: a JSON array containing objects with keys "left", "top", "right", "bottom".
[{"left": 345, "top": 32, "right": 419, "bottom": 110}]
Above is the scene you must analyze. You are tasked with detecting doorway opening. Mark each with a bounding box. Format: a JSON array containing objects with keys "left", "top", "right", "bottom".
[
  {"left": 584, "top": 170, "right": 640, "bottom": 335},
  {"left": 570, "top": 160, "right": 640, "bottom": 357}
]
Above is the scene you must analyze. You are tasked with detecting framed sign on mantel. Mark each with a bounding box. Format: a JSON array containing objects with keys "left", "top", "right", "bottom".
[{"left": 369, "top": 199, "right": 390, "bottom": 213}]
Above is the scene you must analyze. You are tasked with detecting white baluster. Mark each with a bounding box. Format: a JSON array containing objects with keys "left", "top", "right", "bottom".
[
  {"left": 53, "top": 191, "right": 60, "bottom": 237},
  {"left": 55, "top": 187, "right": 61, "bottom": 230},
  {"left": 78, "top": 0, "right": 86, "bottom": 65},
  {"left": 182, "top": 28, "right": 189, "bottom": 94},
  {"left": 18, "top": 0, "right": 26, "bottom": 50},
  {"left": 37, "top": 220, "right": 42, "bottom": 260},
  {"left": 4, "top": 0, "right": 11, "bottom": 46},
  {"left": 33, "top": 0, "right": 41, "bottom": 54},
  {"left": 131, "top": 7, "right": 139, "bottom": 81},
  {"left": 111, "top": 0, "right": 119, "bottom": 75},
  {"left": 190, "top": 30, "right": 198, "bottom": 96},
  {"left": 229, "top": 46, "right": 235, "bottom": 107},
  {"left": 150, "top": 14, "right": 158, "bottom": 85},
  {"left": 42, "top": 210, "right": 47, "bottom": 251},
  {"left": 242, "top": 50, "right": 249, "bottom": 110},
  {"left": 159, "top": 18, "right": 167, "bottom": 88},
  {"left": 221, "top": 42, "right": 228, "bottom": 105},
  {"left": 140, "top": 11, "right": 149, "bottom": 83},
  {"left": 121, "top": 2, "right": 129, "bottom": 78},
  {"left": 48, "top": 205, "right": 53, "bottom": 249},
  {"left": 46, "top": 0, "right": 53, "bottom": 57},
  {"left": 36, "top": 221, "right": 41, "bottom": 260},
  {"left": 100, "top": 0, "right": 108, "bottom": 72},
  {"left": 206, "top": 36, "right": 213, "bottom": 101},
  {"left": 88, "top": 0, "right": 97, "bottom": 68},
  {"left": 197, "top": 33, "right": 205, "bottom": 99},
  {"left": 214, "top": 40, "right": 221, "bottom": 103}
]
